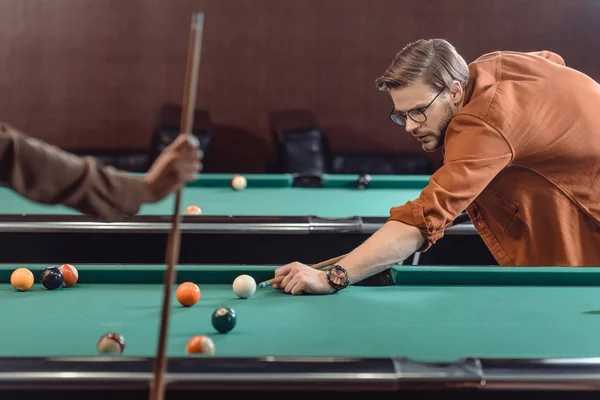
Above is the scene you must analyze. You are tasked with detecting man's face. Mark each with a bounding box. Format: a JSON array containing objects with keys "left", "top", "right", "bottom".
[{"left": 389, "top": 82, "right": 455, "bottom": 152}]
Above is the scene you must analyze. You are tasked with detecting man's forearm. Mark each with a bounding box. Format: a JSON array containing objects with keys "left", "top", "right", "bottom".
[{"left": 338, "top": 220, "right": 425, "bottom": 284}]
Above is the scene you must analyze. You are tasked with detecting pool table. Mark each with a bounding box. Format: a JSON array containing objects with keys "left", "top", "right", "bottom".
[
  {"left": 0, "top": 173, "right": 495, "bottom": 266},
  {"left": 2, "top": 263, "right": 600, "bottom": 399}
]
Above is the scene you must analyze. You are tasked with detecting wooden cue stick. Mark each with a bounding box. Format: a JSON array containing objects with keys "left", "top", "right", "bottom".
[
  {"left": 149, "top": 12, "right": 205, "bottom": 400},
  {"left": 257, "top": 254, "right": 347, "bottom": 288}
]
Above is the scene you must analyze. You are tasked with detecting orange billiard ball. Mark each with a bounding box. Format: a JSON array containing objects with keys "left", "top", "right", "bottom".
[
  {"left": 186, "top": 335, "right": 215, "bottom": 355},
  {"left": 60, "top": 264, "right": 79, "bottom": 287},
  {"left": 184, "top": 205, "right": 202, "bottom": 215},
  {"left": 10, "top": 268, "right": 34, "bottom": 291},
  {"left": 176, "top": 282, "right": 200, "bottom": 307}
]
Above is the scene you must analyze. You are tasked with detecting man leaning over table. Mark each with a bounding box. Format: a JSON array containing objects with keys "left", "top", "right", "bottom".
[{"left": 273, "top": 38, "right": 600, "bottom": 295}]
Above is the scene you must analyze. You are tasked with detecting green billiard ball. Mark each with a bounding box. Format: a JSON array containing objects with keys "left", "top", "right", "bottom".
[{"left": 211, "top": 307, "right": 236, "bottom": 334}]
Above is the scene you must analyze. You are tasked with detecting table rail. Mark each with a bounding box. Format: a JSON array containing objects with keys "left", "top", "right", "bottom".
[
  {"left": 0, "top": 215, "right": 477, "bottom": 235},
  {"left": 0, "top": 357, "right": 600, "bottom": 392}
]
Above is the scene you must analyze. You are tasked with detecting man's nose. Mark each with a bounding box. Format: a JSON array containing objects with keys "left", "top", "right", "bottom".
[{"left": 405, "top": 118, "right": 419, "bottom": 133}]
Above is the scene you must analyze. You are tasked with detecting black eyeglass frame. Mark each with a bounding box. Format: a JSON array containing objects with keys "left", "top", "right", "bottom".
[{"left": 389, "top": 88, "right": 445, "bottom": 126}]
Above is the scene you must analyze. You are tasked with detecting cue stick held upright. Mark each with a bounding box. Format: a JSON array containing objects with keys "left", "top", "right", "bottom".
[{"left": 149, "top": 12, "right": 205, "bottom": 400}]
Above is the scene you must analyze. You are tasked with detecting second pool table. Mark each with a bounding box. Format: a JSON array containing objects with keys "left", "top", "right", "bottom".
[
  {"left": 1, "top": 263, "right": 600, "bottom": 398},
  {"left": 0, "top": 173, "right": 494, "bottom": 266}
]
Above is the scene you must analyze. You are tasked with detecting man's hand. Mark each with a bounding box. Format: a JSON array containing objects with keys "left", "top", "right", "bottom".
[
  {"left": 272, "top": 262, "right": 335, "bottom": 295},
  {"left": 143, "top": 134, "right": 203, "bottom": 203},
  {"left": 271, "top": 221, "right": 425, "bottom": 296}
]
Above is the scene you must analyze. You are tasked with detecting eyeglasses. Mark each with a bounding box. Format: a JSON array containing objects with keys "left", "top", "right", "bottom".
[{"left": 389, "top": 88, "right": 445, "bottom": 126}]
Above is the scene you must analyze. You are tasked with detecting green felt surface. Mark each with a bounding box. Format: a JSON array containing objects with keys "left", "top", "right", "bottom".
[
  {"left": 4, "top": 264, "right": 600, "bottom": 361},
  {"left": 0, "top": 173, "right": 426, "bottom": 217}
]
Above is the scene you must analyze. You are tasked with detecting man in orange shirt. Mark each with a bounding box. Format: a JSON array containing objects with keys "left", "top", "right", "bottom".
[
  {"left": 0, "top": 122, "right": 202, "bottom": 220},
  {"left": 274, "top": 38, "right": 600, "bottom": 295}
]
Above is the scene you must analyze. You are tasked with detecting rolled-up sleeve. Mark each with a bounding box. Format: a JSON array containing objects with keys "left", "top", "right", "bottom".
[
  {"left": 0, "top": 122, "right": 148, "bottom": 220},
  {"left": 388, "top": 113, "right": 514, "bottom": 251}
]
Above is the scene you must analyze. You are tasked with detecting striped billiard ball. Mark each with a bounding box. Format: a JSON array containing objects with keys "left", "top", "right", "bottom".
[{"left": 97, "top": 333, "right": 125, "bottom": 354}]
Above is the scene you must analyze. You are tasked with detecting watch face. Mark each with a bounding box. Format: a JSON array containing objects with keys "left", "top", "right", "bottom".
[{"left": 329, "top": 267, "right": 347, "bottom": 286}]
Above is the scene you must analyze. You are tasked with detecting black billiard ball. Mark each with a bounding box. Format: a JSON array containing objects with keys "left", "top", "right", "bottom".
[
  {"left": 357, "top": 174, "right": 371, "bottom": 189},
  {"left": 41, "top": 267, "right": 64, "bottom": 290},
  {"left": 211, "top": 307, "right": 236, "bottom": 334}
]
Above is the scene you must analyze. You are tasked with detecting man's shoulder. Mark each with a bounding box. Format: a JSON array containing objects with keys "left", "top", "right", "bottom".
[
  {"left": 462, "top": 50, "right": 566, "bottom": 125},
  {"left": 469, "top": 50, "right": 565, "bottom": 68},
  {"left": 470, "top": 51, "right": 501, "bottom": 64}
]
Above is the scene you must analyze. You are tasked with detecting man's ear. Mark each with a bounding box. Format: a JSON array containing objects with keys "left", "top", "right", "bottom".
[{"left": 448, "top": 80, "right": 464, "bottom": 105}]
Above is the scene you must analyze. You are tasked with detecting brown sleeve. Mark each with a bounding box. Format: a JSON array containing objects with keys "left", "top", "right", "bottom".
[
  {"left": 387, "top": 114, "right": 513, "bottom": 251},
  {"left": 0, "top": 122, "right": 148, "bottom": 220}
]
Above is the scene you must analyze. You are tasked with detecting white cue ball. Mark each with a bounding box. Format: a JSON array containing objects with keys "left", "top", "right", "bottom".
[
  {"left": 232, "top": 274, "right": 256, "bottom": 299},
  {"left": 230, "top": 174, "right": 247, "bottom": 191}
]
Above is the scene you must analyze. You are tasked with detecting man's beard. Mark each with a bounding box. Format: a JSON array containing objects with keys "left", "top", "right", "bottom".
[{"left": 421, "top": 103, "right": 454, "bottom": 152}]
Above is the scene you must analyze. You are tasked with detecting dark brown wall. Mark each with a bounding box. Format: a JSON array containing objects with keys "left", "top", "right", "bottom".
[{"left": 1, "top": 0, "right": 598, "bottom": 172}]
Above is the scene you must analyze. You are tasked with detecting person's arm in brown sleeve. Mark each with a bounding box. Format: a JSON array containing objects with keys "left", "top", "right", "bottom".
[
  {"left": 0, "top": 122, "right": 201, "bottom": 220},
  {"left": 334, "top": 114, "right": 514, "bottom": 284}
]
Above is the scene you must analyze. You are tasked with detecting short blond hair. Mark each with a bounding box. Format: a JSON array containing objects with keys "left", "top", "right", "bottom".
[{"left": 375, "top": 39, "right": 469, "bottom": 93}]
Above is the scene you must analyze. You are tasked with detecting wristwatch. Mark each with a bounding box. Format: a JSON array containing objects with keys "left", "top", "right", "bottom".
[{"left": 326, "top": 265, "right": 349, "bottom": 292}]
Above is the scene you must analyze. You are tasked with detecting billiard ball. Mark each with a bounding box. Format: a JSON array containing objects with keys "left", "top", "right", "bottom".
[
  {"left": 232, "top": 274, "right": 256, "bottom": 298},
  {"left": 60, "top": 264, "right": 78, "bottom": 287},
  {"left": 186, "top": 335, "right": 215, "bottom": 355},
  {"left": 97, "top": 333, "right": 125, "bottom": 354},
  {"left": 211, "top": 307, "right": 236, "bottom": 334},
  {"left": 41, "top": 266, "right": 63, "bottom": 290},
  {"left": 10, "top": 267, "right": 34, "bottom": 291},
  {"left": 176, "top": 282, "right": 201, "bottom": 307},
  {"left": 230, "top": 174, "right": 247, "bottom": 191},
  {"left": 184, "top": 205, "right": 202, "bottom": 215},
  {"left": 357, "top": 174, "right": 371, "bottom": 189}
]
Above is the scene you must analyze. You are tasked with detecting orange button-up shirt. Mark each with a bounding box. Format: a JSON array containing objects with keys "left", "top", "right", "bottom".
[{"left": 389, "top": 50, "right": 600, "bottom": 266}]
